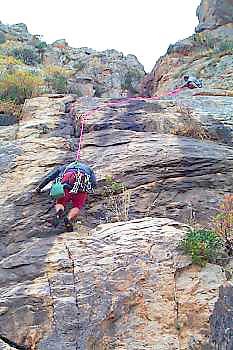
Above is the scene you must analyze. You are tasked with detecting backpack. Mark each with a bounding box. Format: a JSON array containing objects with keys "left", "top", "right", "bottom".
[
  {"left": 64, "top": 161, "right": 94, "bottom": 193},
  {"left": 50, "top": 162, "right": 94, "bottom": 198}
]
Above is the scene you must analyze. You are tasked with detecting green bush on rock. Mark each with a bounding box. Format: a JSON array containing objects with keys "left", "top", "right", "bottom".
[
  {"left": 10, "top": 46, "right": 41, "bottom": 65},
  {"left": 0, "top": 70, "right": 43, "bottom": 103},
  {"left": 180, "top": 229, "right": 223, "bottom": 266},
  {"left": 45, "top": 74, "right": 68, "bottom": 93},
  {"left": 0, "top": 99, "right": 22, "bottom": 118},
  {"left": 43, "top": 65, "right": 71, "bottom": 94}
]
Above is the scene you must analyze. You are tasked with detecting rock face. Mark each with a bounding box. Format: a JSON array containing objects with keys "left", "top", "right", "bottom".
[
  {"left": 209, "top": 283, "right": 233, "bottom": 350},
  {"left": 75, "top": 92, "right": 233, "bottom": 227},
  {"left": 0, "top": 213, "right": 227, "bottom": 350},
  {"left": 196, "top": 0, "right": 233, "bottom": 32},
  {"left": 0, "top": 93, "right": 232, "bottom": 348},
  {"left": 0, "top": 21, "right": 145, "bottom": 98},
  {"left": 0, "top": 95, "right": 76, "bottom": 245},
  {"left": 141, "top": 0, "right": 233, "bottom": 96},
  {"left": 1, "top": 2, "right": 233, "bottom": 347},
  {"left": 1, "top": 93, "right": 233, "bottom": 233}
]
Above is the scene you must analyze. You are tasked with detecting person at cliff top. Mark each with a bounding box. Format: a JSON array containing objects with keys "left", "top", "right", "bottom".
[
  {"left": 35, "top": 161, "right": 96, "bottom": 232},
  {"left": 182, "top": 75, "right": 203, "bottom": 89}
]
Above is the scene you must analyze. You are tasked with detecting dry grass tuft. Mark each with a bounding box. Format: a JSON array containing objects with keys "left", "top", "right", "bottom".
[{"left": 172, "top": 103, "right": 212, "bottom": 141}]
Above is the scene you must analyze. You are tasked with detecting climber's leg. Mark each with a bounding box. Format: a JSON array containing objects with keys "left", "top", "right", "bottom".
[
  {"left": 52, "top": 190, "right": 70, "bottom": 227},
  {"left": 68, "top": 207, "right": 80, "bottom": 221},
  {"left": 52, "top": 206, "right": 65, "bottom": 227},
  {"left": 64, "top": 192, "right": 88, "bottom": 232},
  {"left": 64, "top": 207, "right": 80, "bottom": 232},
  {"left": 55, "top": 203, "right": 65, "bottom": 213}
]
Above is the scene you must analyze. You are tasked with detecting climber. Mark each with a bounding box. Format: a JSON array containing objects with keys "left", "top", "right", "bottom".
[
  {"left": 182, "top": 75, "right": 203, "bottom": 89},
  {"left": 35, "top": 161, "right": 96, "bottom": 232}
]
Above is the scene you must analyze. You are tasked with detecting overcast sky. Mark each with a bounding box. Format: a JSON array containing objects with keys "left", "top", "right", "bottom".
[{"left": 1, "top": 0, "right": 201, "bottom": 72}]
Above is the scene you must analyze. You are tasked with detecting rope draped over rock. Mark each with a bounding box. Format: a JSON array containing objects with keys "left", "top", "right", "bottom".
[{"left": 74, "top": 86, "right": 184, "bottom": 161}]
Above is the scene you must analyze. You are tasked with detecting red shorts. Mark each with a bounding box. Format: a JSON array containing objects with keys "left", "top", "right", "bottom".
[{"left": 57, "top": 189, "right": 88, "bottom": 209}]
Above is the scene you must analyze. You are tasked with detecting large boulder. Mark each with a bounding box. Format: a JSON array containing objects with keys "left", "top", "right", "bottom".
[
  {"left": 74, "top": 93, "right": 233, "bottom": 227},
  {"left": 196, "top": 0, "right": 233, "bottom": 32},
  {"left": 0, "top": 214, "right": 227, "bottom": 350}
]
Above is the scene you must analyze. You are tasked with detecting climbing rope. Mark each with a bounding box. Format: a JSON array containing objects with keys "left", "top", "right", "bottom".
[{"left": 75, "top": 86, "right": 185, "bottom": 161}]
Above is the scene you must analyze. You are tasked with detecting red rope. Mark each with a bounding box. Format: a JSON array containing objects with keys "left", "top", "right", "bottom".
[{"left": 75, "top": 86, "right": 185, "bottom": 160}]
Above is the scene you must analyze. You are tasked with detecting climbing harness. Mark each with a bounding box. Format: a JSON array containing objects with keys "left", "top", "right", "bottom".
[
  {"left": 52, "top": 161, "right": 94, "bottom": 194},
  {"left": 70, "top": 171, "right": 93, "bottom": 193}
]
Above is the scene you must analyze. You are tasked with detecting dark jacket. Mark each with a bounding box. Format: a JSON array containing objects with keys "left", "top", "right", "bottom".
[{"left": 37, "top": 162, "right": 96, "bottom": 191}]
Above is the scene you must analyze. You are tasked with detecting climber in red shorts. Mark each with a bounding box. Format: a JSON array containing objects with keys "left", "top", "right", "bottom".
[
  {"left": 57, "top": 171, "right": 88, "bottom": 217},
  {"left": 35, "top": 161, "right": 96, "bottom": 232}
]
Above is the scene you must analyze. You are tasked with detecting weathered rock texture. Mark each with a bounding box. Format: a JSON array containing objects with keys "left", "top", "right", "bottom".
[
  {"left": 141, "top": 0, "right": 233, "bottom": 96},
  {"left": 75, "top": 93, "right": 233, "bottom": 227},
  {"left": 1, "top": 1, "right": 233, "bottom": 346},
  {"left": 0, "top": 93, "right": 232, "bottom": 348},
  {"left": 209, "top": 283, "right": 233, "bottom": 350},
  {"left": 1, "top": 93, "right": 233, "bottom": 234},
  {"left": 0, "top": 95, "right": 77, "bottom": 246},
  {"left": 0, "top": 215, "right": 227, "bottom": 350},
  {"left": 0, "top": 21, "right": 145, "bottom": 98},
  {"left": 196, "top": 0, "right": 233, "bottom": 32}
]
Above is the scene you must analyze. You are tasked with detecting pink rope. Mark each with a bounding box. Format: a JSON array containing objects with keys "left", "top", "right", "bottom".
[
  {"left": 76, "top": 117, "right": 85, "bottom": 160},
  {"left": 75, "top": 86, "right": 185, "bottom": 160}
]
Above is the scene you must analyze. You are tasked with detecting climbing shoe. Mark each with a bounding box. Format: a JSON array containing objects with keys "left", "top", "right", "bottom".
[
  {"left": 52, "top": 209, "right": 65, "bottom": 227},
  {"left": 64, "top": 216, "right": 74, "bottom": 232}
]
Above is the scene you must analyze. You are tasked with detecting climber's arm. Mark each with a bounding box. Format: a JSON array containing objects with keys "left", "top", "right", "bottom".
[{"left": 35, "top": 166, "right": 65, "bottom": 193}]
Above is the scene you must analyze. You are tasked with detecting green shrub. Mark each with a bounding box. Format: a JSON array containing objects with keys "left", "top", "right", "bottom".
[
  {"left": 105, "top": 175, "right": 123, "bottom": 192},
  {"left": 180, "top": 229, "right": 223, "bottom": 266},
  {"left": 10, "top": 47, "right": 40, "bottom": 65},
  {"left": 45, "top": 74, "right": 68, "bottom": 93},
  {"left": 0, "top": 70, "right": 43, "bottom": 103},
  {"left": 0, "top": 32, "right": 6, "bottom": 45},
  {"left": 193, "top": 33, "right": 233, "bottom": 53},
  {"left": 0, "top": 54, "right": 24, "bottom": 66},
  {"left": 43, "top": 65, "right": 70, "bottom": 93},
  {"left": 194, "top": 33, "right": 215, "bottom": 48},
  {"left": 73, "top": 60, "right": 86, "bottom": 71},
  {"left": 0, "top": 99, "right": 22, "bottom": 118}
]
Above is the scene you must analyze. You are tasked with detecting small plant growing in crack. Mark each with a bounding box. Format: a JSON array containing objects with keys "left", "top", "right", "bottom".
[
  {"left": 103, "top": 175, "right": 132, "bottom": 222},
  {"left": 179, "top": 228, "right": 224, "bottom": 266},
  {"left": 212, "top": 194, "right": 233, "bottom": 255}
]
